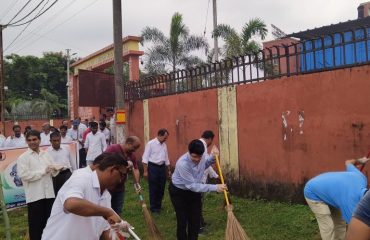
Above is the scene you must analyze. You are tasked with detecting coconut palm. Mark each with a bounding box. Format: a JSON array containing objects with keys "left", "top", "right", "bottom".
[
  {"left": 212, "top": 18, "right": 268, "bottom": 59},
  {"left": 31, "top": 88, "right": 65, "bottom": 116},
  {"left": 141, "top": 12, "right": 209, "bottom": 74}
]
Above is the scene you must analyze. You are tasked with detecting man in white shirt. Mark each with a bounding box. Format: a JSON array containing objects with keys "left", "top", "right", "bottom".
[
  {"left": 99, "top": 121, "right": 111, "bottom": 146},
  {"left": 59, "top": 125, "right": 72, "bottom": 143},
  {"left": 68, "top": 120, "right": 86, "bottom": 168},
  {"left": 17, "top": 130, "right": 60, "bottom": 240},
  {"left": 42, "top": 153, "right": 130, "bottom": 240},
  {"left": 142, "top": 128, "right": 171, "bottom": 213},
  {"left": 47, "top": 131, "right": 75, "bottom": 195},
  {"left": 40, "top": 123, "right": 51, "bottom": 145},
  {"left": 199, "top": 130, "right": 219, "bottom": 233},
  {"left": 85, "top": 122, "right": 107, "bottom": 166},
  {"left": 3, "top": 124, "right": 26, "bottom": 148}
]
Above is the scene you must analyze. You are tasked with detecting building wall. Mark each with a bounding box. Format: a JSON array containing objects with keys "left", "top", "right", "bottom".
[
  {"left": 127, "top": 65, "right": 370, "bottom": 202},
  {"left": 263, "top": 38, "right": 300, "bottom": 76}
]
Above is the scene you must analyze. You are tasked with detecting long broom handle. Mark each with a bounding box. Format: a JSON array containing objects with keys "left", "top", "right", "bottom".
[
  {"left": 215, "top": 154, "right": 230, "bottom": 206},
  {"left": 128, "top": 228, "right": 141, "bottom": 240}
]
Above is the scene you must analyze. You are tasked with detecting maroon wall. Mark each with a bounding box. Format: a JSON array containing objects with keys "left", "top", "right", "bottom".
[
  {"left": 147, "top": 89, "right": 219, "bottom": 164},
  {"left": 127, "top": 65, "right": 370, "bottom": 202}
]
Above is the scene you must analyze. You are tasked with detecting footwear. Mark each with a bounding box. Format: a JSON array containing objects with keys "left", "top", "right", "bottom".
[
  {"left": 151, "top": 209, "right": 160, "bottom": 214},
  {"left": 198, "top": 227, "right": 204, "bottom": 234}
]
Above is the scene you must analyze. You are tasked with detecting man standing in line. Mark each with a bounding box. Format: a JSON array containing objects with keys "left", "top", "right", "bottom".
[
  {"left": 85, "top": 122, "right": 107, "bottom": 166},
  {"left": 142, "top": 128, "right": 171, "bottom": 213},
  {"left": 59, "top": 125, "right": 72, "bottom": 143},
  {"left": 169, "top": 139, "right": 226, "bottom": 240},
  {"left": 40, "top": 123, "right": 51, "bottom": 145},
  {"left": 67, "top": 120, "right": 86, "bottom": 167},
  {"left": 47, "top": 131, "right": 76, "bottom": 195},
  {"left": 105, "top": 136, "right": 141, "bottom": 214},
  {"left": 42, "top": 153, "right": 131, "bottom": 240},
  {"left": 17, "top": 130, "right": 60, "bottom": 240},
  {"left": 304, "top": 157, "right": 369, "bottom": 240},
  {"left": 3, "top": 124, "right": 26, "bottom": 148},
  {"left": 100, "top": 121, "right": 111, "bottom": 146}
]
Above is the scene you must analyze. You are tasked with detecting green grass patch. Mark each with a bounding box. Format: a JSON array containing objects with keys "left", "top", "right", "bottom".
[{"left": 0, "top": 180, "right": 319, "bottom": 239}]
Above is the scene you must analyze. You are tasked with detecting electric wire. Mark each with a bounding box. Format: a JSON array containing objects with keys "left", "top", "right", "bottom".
[
  {"left": 9, "top": 0, "right": 46, "bottom": 26},
  {"left": 4, "top": 0, "right": 51, "bottom": 52},
  {"left": 11, "top": 0, "right": 101, "bottom": 54},
  {"left": 0, "top": 0, "right": 21, "bottom": 23},
  {"left": 8, "top": 0, "right": 59, "bottom": 27},
  {"left": 6, "top": 0, "right": 32, "bottom": 25}
]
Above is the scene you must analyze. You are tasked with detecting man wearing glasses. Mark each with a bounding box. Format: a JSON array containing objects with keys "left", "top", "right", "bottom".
[{"left": 42, "top": 153, "right": 131, "bottom": 240}]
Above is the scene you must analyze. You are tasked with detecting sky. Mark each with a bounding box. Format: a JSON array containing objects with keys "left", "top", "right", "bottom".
[{"left": 0, "top": 0, "right": 367, "bottom": 59}]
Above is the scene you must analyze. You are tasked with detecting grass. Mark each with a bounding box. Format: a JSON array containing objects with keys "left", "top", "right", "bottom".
[{"left": 0, "top": 179, "right": 319, "bottom": 240}]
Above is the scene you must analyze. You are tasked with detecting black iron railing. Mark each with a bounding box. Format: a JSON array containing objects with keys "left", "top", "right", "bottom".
[
  {"left": 124, "top": 27, "right": 370, "bottom": 101},
  {"left": 5, "top": 112, "right": 67, "bottom": 121}
]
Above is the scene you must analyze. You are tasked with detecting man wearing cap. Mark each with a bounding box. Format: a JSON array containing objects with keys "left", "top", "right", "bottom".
[{"left": 304, "top": 157, "right": 369, "bottom": 240}]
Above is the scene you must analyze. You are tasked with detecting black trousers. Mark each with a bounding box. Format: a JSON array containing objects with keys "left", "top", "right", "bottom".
[
  {"left": 79, "top": 148, "right": 86, "bottom": 168},
  {"left": 27, "top": 198, "right": 54, "bottom": 240},
  {"left": 148, "top": 162, "right": 166, "bottom": 212},
  {"left": 52, "top": 169, "right": 72, "bottom": 195},
  {"left": 169, "top": 183, "right": 202, "bottom": 240}
]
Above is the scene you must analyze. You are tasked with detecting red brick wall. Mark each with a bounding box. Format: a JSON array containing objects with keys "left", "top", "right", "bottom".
[{"left": 3, "top": 119, "right": 65, "bottom": 137}]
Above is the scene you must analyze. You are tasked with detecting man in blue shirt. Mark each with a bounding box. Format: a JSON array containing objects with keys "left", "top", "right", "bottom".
[
  {"left": 169, "top": 139, "right": 227, "bottom": 240},
  {"left": 304, "top": 157, "right": 369, "bottom": 240}
]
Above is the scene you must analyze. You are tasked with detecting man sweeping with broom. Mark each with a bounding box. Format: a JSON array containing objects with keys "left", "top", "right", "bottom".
[{"left": 169, "top": 139, "right": 227, "bottom": 240}]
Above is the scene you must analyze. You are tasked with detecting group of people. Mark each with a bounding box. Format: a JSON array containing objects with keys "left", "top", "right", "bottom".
[
  {"left": 14, "top": 120, "right": 225, "bottom": 240},
  {"left": 11, "top": 114, "right": 370, "bottom": 240}
]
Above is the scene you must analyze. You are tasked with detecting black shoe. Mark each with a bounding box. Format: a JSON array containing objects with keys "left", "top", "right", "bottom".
[{"left": 198, "top": 227, "right": 204, "bottom": 234}]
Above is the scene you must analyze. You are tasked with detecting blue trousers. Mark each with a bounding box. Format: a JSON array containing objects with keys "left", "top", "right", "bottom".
[{"left": 148, "top": 162, "right": 167, "bottom": 212}]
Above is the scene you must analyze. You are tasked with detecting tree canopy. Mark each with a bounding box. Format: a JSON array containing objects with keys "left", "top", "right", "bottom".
[{"left": 4, "top": 52, "right": 71, "bottom": 115}]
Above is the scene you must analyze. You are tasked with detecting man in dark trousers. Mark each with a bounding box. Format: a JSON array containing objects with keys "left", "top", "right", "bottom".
[
  {"left": 142, "top": 129, "right": 171, "bottom": 213},
  {"left": 105, "top": 136, "right": 141, "bottom": 214},
  {"left": 47, "top": 131, "right": 75, "bottom": 195},
  {"left": 17, "top": 130, "right": 60, "bottom": 240},
  {"left": 169, "top": 139, "right": 227, "bottom": 240}
]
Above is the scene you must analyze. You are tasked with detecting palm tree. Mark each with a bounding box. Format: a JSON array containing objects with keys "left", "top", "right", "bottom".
[
  {"left": 212, "top": 18, "right": 268, "bottom": 59},
  {"left": 141, "top": 12, "right": 209, "bottom": 74},
  {"left": 31, "top": 88, "right": 65, "bottom": 117}
]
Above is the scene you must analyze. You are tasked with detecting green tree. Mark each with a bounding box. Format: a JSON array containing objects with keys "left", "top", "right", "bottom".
[
  {"left": 4, "top": 52, "right": 70, "bottom": 115},
  {"left": 31, "top": 88, "right": 65, "bottom": 116},
  {"left": 213, "top": 18, "right": 268, "bottom": 59},
  {"left": 141, "top": 12, "right": 209, "bottom": 74}
]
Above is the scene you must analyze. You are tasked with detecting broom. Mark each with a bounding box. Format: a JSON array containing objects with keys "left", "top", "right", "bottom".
[
  {"left": 215, "top": 154, "right": 250, "bottom": 240},
  {"left": 134, "top": 183, "right": 163, "bottom": 240}
]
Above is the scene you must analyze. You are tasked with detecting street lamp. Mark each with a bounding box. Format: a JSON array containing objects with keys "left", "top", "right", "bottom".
[{"left": 66, "top": 49, "right": 77, "bottom": 118}]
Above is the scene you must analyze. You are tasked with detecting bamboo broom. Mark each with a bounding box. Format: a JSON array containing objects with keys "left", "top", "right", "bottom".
[
  {"left": 134, "top": 183, "right": 163, "bottom": 240},
  {"left": 215, "top": 154, "right": 249, "bottom": 240}
]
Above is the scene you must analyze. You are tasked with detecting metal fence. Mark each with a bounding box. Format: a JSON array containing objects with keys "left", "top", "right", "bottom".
[
  {"left": 124, "top": 27, "right": 370, "bottom": 101},
  {"left": 5, "top": 112, "right": 67, "bottom": 121}
]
